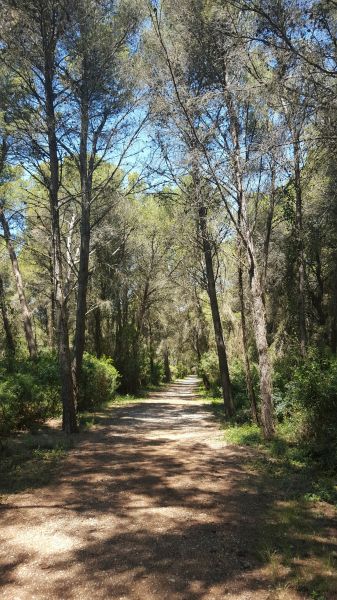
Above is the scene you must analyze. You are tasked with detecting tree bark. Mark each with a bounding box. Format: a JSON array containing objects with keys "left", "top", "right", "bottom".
[
  {"left": 94, "top": 306, "right": 102, "bottom": 358},
  {"left": 0, "top": 274, "right": 15, "bottom": 359},
  {"left": 223, "top": 74, "right": 274, "bottom": 437},
  {"left": 41, "top": 12, "right": 78, "bottom": 433},
  {"left": 246, "top": 232, "right": 274, "bottom": 438},
  {"left": 163, "top": 345, "right": 171, "bottom": 383},
  {"left": 263, "top": 162, "right": 276, "bottom": 287},
  {"left": 198, "top": 205, "right": 234, "bottom": 417},
  {"left": 237, "top": 243, "right": 259, "bottom": 424},
  {"left": 329, "top": 248, "right": 337, "bottom": 353},
  {"left": 0, "top": 206, "right": 36, "bottom": 358},
  {"left": 47, "top": 249, "right": 55, "bottom": 350},
  {"left": 73, "top": 75, "right": 91, "bottom": 391}
]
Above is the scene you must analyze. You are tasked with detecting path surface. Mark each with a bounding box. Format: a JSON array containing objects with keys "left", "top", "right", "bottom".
[{"left": 0, "top": 377, "right": 316, "bottom": 599}]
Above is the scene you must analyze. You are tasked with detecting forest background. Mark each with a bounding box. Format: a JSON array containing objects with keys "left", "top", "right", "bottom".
[{"left": 0, "top": 0, "right": 336, "bottom": 472}]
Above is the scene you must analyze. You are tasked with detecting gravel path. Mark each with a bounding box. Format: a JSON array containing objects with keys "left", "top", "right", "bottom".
[{"left": 0, "top": 376, "right": 311, "bottom": 599}]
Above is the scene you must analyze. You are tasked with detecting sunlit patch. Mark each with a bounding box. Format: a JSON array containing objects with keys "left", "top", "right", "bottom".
[{"left": 12, "top": 527, "right": 80, "bottom": 555}]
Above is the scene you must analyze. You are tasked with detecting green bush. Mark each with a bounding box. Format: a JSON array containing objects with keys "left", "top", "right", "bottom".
[
  {"left": 0, "top": 353, "right": 60, "bottom": 434},
  {"left": 149, "top": 360, "right": 163, "bottom": 386},
  {"left": 198, "top": 351, "right": 220, "bottom": 395},
  {"left": 198, "top": 353, "right": 258, "bottom": 414},
  {"left": 0, "top": 352, "right": 120, "bottom": 433},
  {"left": 230, "top": 359, "right": 259, "bottom": 410},
  {"left": 175, "top": 363, "right": 189, "bottom": 379},
  {"left": 283, "top": 353, "right": 337, "bottom": 448},
  {"left": 79, "top": 353, "right": 119, "bottom": 411}
]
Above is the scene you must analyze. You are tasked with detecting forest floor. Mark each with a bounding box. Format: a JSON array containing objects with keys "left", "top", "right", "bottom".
[{"left": 0, "top": 376, "right": 336, "bottom": 600}]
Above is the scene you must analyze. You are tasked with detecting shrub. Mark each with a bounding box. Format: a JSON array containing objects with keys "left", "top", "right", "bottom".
[
  {"left": 175, "top": 363, "right": 189, "bottom": 379},
  {"left": 149, "top": 360, "right": 163, "bottom": 386},
  {"left": 0, "top": 352, "right": 120, "bottom": 433},
  {"left": 198, "top": 351, "right": 220, "bottom": 395},
  {"left": 230, "top": 359, "right": 259, "bottom": 410},
  {"left": 79, "top": 353, "right": 119, "bottom": 411},
  {"left": 0, "top": 353, "right": 60, "bottom": 434},
  {"left": 284, "top": 353, "right": 337, "bottom": 441}
]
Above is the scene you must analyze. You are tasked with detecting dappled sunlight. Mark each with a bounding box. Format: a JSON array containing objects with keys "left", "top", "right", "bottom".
[{"left": 1, "top": 378, "right": 336, "bottom": 599}]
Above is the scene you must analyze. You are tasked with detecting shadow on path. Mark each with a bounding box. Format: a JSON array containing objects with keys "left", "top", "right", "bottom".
[{"left": 0, "top": 376, "right": 336, "bottom": 599}]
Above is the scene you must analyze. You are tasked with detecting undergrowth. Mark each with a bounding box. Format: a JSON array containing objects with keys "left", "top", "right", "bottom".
[
  {"left": 204, "top": 393, "right": 337, "bottom": 507},
  {"left": 201, "top": 388, "right": 337, "bottom": 598}
]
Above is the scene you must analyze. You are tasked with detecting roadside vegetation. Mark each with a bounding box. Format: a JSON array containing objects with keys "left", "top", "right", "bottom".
[{"left": 199, "top": 357, "right": 337, "bottom": 600}]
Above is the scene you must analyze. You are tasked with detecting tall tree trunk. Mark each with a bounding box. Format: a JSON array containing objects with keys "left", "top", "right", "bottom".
[
  {"left": 0, "top": 274, "right": 15, "bottom": 359},
  {"left": 263, "top": 162, "right": 276, "bottom": 287},
  {"left": 194, "top": 291, "right": 210, "bottom": 388},
  {"left": 293, "top": 134, "right": 307, "bottom": 356},
  {"left": 198, "top": 205, "right": 234, "bottom": 417},
  {"left": 48, "top": 249, "right": 55, "bottom": 350},
  {"left": 238, "top": 243, "right": 259, "bottom": 424},
  {"left": 246, "top": 232, "right": 274, "bottom": 439},
  {"left": 73, "top": 81, "right": 91, "bottom": 391},
  {"left": 94, "top": 306, "right": 102, "bottom": 358},
  {"left": 224, "top": 74, "right": 274, "bottom": 437},
  {"left": 0, "top": 206, "right": 36, "bottom": 358},
  {"left": 163, "top": 345, "right": 171, "bottom": 383},
  {"left": 42, "top": 17, "right": 78, "bottom": 433},
  {"left": 330, "top": 252, "right": 337, "bottom": 353},
  {"left": 148, "top": 321, "right": 156, "bottom": 384}
]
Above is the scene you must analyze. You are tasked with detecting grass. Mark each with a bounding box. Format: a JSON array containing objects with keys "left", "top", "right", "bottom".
[
  {"left": 203, "top": 393, "right": 337, "bottom": 507},
  {"left": 200, "top": 389, "right": 337, "bottom": 599}
]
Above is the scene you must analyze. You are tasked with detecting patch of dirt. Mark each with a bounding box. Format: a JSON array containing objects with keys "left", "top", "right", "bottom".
[{"left": 0, "top": 376, "right": 336, "bottom": 599}]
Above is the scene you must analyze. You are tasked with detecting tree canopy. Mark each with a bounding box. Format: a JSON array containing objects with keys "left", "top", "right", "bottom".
[{"left": 0, "top": 0, "right": 336, "bottom": 447}]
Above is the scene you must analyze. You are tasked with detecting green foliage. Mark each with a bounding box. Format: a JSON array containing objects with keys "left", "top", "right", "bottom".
[
  {"left": 79, "top": 353, "right": 120, "bottom": 411},
  {"left": 209, "top": 408, "right": 337, "bottom": 507},
  {"left": 223, "top": 422, "right": 262, "bottom": 446},
  {"left": 198, "top": 351, "right": 220, "bottom": 394},
  {"left": 0, "top": 352, "right": 121, "bottom": 432},
  {"left": 229, "top": 359, "right": 259, "bottom": 418},
  {"left": 148, "top": 360, "right": 163, "bottom": 386},
  {"left": 0, "top": 353, "right": 60, "bottom": 434},
  {"left": 174, "top": 363, "right": 189, "bottom": 379},
  {"left": 199, "top": 355, "right": 258, "bottom": 419},
  {"left": 282, "top": 352, "right": 337, "bottom": 462}
]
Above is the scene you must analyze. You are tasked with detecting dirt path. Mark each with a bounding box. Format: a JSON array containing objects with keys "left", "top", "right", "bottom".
[{"left": 0, "top": 377, "right": 331, "bottom": 599}]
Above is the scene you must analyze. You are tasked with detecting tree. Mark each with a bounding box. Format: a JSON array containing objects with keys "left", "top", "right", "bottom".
[
  {"left": 62, "top": 0, "right": 143, "bottom": 395},
  {"left": 147, "top": 0, "right": 274, "bottom": 436},
  {"left": 0, "top": 202, "right": 37, "bottom": 357},
  {"left": 0, "top": 65, "right": 37, "bottom": 358},
  {"left": 2, "top": 0, "right": 78, "bottom": 432}
]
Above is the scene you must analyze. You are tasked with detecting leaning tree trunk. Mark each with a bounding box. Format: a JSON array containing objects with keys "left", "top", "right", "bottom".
[
  {"left": 42, "top": 25, "right": 78, "bottom": 433},
  {"left": 237, "top": 243, "right": 259, "bottom": 424},
  {"left": 0, "top": 206, "right": 36, "bottom": 358},
  {"left": 0, "top": 274, "right": 15, "bottom": 359},
  {"left": 198, "top": 205, "right": 234, "bottom": 417}
]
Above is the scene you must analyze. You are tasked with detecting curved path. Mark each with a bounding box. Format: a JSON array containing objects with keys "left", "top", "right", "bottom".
[{"left": 0, "top": 377, "right": 314, "bottom": 599}]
